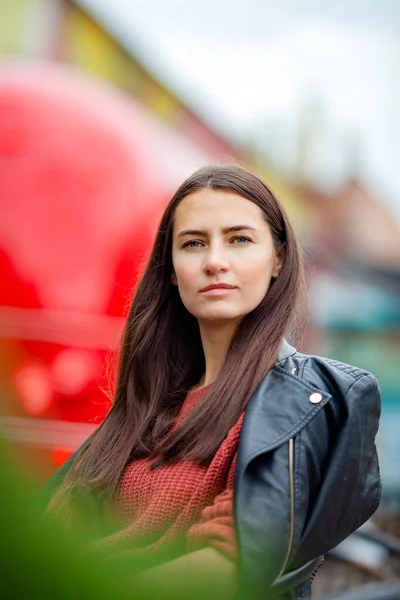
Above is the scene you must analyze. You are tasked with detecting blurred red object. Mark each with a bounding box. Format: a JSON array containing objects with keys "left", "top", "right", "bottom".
[
  {"left": 52, "top": 445, "right": 75, "bottom": 468},
  {"left": 0, "top": 61, "right": 218, "bottom": 475},
  {"left": 13, "top": 362, "right": 54, "bottom": 416}
]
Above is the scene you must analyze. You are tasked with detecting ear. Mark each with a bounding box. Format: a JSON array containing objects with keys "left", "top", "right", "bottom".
[
  {"left": 272, "top": 247, "right": 285, "bottom": 278},
  {"left": 171, "top": 271, "right": 177, "bottom": 286},
  {"left": 272, "top": 266, "right": 281, "bottom": 278}
]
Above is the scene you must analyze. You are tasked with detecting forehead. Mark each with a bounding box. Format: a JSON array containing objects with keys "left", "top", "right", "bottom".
[{"left": 173, "top": 188, "right": 264, "bottom": 229}]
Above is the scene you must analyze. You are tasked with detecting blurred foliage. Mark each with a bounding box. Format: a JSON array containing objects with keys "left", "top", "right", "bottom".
[
  {"left": 1, "top": 440, "right": 128, "bottom": 599},
  {"left": 0, "top": 439, "right": 240, "bottom": 600}
]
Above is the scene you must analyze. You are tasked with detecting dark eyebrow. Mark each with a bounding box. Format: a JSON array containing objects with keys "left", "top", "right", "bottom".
[{"left": 177, "top": 225, "right": 257, "bottom": 238}]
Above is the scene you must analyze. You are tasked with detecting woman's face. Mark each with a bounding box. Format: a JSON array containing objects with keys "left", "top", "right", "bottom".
[{"left": 171, "top": 188, "right": 282, "bottom": 326}]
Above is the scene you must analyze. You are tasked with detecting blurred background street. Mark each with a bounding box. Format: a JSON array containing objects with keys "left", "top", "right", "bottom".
[{"left": 0, "top": 1, "right": 399, "bottom": 597}]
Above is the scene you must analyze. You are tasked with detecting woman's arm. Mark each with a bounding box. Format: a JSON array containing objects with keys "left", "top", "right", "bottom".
[{"left": 122, "top": 547, "right": 237, "bottom": 600}]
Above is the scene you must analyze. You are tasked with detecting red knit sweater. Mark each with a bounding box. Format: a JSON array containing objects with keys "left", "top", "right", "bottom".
[{"left": 48, "top": 386, "right": 244, "bottom": 569}]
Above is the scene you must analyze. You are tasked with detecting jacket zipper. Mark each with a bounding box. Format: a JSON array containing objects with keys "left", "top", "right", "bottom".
[
  {"left": 310, "top": 557, "right": 324, "bottom": 584},
  {"left": 277, "top": 438, "right": 295, "bottom": 578}
]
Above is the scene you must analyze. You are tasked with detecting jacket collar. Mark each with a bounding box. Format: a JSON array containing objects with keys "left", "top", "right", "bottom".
[{"left": 277, "top": 339, "right": 297, "bottom": 363}]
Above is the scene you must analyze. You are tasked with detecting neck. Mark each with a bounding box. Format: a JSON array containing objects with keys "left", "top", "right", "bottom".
[{"left": 198, "top": 319, "right": 240, "bottom": 387}]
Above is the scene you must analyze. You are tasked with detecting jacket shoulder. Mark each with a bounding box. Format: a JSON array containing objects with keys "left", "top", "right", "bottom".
[{"left": 278, "top": 350, "right": 379, "bottom": 396}]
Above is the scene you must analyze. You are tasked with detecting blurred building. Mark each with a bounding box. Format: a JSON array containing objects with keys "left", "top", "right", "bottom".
[
  {"left": 1, "top": 0, "right": 241, "bottom": 160},
  {"left": 297, "top": 176, "right": 400, "bottom": 504}
]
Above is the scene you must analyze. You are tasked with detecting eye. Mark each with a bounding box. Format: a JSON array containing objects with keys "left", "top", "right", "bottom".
[
  {"left": 231, "top": 235, "right": 252, "bottom": 244},
  {"left": 182, "top": 240, "right": 204, "bottom": 249}
]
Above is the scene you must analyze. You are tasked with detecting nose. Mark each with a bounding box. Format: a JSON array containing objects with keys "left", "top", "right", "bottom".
[{"left": 203, "top": 241, "right": 230, "bottom": 275}]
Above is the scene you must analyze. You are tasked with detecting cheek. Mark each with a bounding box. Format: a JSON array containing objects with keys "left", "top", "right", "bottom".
[
  {"left": 174, "top": 264, "right": 200, "bottom": 314},
  {"left": 172, "top": 258, "right": 196, "bottom": 292},
  {"left": 238, "top": 251, "right": 274, "bottom": 289},
  {"left": 177, "top": 271, "right": 195, "bottom": 293}
]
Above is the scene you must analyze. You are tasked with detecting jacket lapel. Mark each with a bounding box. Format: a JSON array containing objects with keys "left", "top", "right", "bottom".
[{"left": 235, "top": 362, "right": 332, "bottom": 481}]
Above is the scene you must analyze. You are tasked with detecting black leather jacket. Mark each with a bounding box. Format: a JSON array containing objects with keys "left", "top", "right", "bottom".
[
  {"left": 235, "top": 340, "right": 381, "bottom": 599},
  {"left": 40, "top": 341, "right": 381, "bottom": 600}
]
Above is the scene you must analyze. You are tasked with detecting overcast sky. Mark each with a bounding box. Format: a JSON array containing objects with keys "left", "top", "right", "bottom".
[{"left": 78, "top": 0, "right": 400, "bottom": 219}]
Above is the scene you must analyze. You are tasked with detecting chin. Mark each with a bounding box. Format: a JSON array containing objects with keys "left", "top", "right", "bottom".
[{"left": 197, "top": 310, "right": 244, "bottom": 322}]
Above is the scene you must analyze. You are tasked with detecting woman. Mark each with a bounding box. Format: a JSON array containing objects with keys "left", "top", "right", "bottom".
[{"left": 43, "top": 165, "right": 381, "bottom": 600}]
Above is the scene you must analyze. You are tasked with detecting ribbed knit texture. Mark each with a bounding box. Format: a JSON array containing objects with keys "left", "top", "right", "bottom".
[{"left": 47, "top": 386, "right": 244, "bottom": 571}]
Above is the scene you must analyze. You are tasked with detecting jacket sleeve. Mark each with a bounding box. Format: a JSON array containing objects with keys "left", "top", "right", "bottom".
[{"left": 290, "top": 373, "right": 382, "bottom": 567}]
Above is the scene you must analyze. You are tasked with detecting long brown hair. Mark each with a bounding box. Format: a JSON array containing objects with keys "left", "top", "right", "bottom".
[{"left": 63, "top": 164, "right": 306, "bottom": 499}]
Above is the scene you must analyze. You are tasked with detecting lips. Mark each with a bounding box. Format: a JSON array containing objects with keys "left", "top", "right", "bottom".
[{"left": 200, "top": 283, "right": 237, "bottom": 292}]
